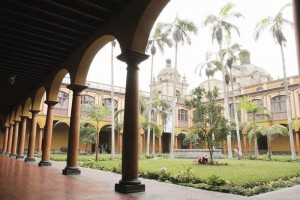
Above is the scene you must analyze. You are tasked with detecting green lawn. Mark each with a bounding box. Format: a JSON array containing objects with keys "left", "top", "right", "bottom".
[{"left": 48, "top": 153, "right": 300, "bottom": 186}]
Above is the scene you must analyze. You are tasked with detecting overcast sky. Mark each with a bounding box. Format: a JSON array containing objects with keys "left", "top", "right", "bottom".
[{"left": 88, "top": 0, "right": 297, "bottom": 92}]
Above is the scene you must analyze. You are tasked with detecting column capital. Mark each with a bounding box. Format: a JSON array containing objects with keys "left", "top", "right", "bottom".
[
  {"left": 44, "top": 100, "right": 59, "bottom": 106},
  {"left": 117, "top": 50, "right": 149, "bottom": 65},
  {"left": 29, "top": 109, "right": 41, "bottom": 114},
  {"left": 67, "top": 84, "right": 87, "bottom": 92},
  {"left": 20, "top": 115, "right": 29, "bottom": 119},
  {"left": 13, "top": 120, "right": 20, "bottom": 123}
]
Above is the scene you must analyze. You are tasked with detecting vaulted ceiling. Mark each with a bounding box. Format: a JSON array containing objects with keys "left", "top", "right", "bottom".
[{"left": 0, "top": 0, "right": 132, "bottom": 114}]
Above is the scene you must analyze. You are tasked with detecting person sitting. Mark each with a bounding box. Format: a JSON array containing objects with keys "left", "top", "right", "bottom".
[{"left": 197, "top": 155, "right": 208, "bottom": 164}]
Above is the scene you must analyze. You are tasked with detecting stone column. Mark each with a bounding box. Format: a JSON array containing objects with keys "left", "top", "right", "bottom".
[
  {"left": 243, "top": 135, "right": 248, "bottom": 154},
  {"left": 25, "top": 110, "right": 40, "bottom": 162},
  {"left": 158, "top": 137, "right": 162, "bottom": 153},
  {"left": 293, "top": 0, "right": 300, "bottom": 75},
  {"left": 10, "top": 120, "right": 20, "bottom": 158},
  {"left": 37, "top": 128, "right": 43, "bottom": 153},
  {"left": 62, "top": 84, "right": 86, "bottom": 175},
  {"left": 39, "top": 101, "right": 58, "bottom": 167},
  {"left": 2, "top": 125, "right": 9, "bottom": 155},
  {"left": 115, "top": 50, "right": 148, "bottom": 193},
  {"left": 5, "top": 124, "right": 14, "bottom": 156},
  {"left": 17, "top": 116, "right": 28, "bottom": 159},
  {"left": 295, "top": 131, "right": 300, "bottom": 155}
]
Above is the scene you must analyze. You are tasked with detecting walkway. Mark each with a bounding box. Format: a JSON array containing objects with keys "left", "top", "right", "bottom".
[{"left": 0, "top": 155, "right": 299, "bottom": 200}]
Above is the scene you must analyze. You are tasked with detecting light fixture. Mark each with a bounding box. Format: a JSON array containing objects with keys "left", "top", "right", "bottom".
[{"left": 8, "top": 74, "right": 17, "bottom": 85}]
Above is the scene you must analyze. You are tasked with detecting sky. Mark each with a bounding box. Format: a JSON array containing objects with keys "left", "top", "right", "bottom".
[{"left": 87, "top": 0, "right": 297, "bottom": 93}]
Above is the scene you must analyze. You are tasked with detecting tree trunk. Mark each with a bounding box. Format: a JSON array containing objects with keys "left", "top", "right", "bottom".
[
  {"left": 280, "top": 44, "right": 297, "bottom": 160},
  {"left": 267, "top": 136, "right": 272, "bottom": 161}
]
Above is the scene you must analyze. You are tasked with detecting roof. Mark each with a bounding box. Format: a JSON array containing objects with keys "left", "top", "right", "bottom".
[{"left": 0, "top": 0, "right": 131, "bottom": 113}]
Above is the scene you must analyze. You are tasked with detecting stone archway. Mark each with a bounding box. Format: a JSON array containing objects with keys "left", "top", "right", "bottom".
[{"left": 177, "top": 132, "right": 188, "bottom": 149}]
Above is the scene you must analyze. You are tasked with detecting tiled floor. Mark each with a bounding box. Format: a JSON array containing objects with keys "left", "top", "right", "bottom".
[{"left": 0, "top": 155, "right": 299, "bottom": 200}]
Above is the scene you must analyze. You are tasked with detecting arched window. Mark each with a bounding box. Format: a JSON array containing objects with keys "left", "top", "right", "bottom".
[
  {"left": 271, "top": 95, "right": 287, "bottom": 120},
  {"left": 178, "top": 109, "right": 187, "bottom": 122},
  {"left": 54, "top": 91, "right": 69, "bottom": 116},
  {"left": 81, "top": 95, "right": 95, "bottom": 105},
  {"left": 101, "top": 98, "right": 118, "bottom": 112},
  {"left": 271, "top": 95, "right": 286, "bottom": 113}
]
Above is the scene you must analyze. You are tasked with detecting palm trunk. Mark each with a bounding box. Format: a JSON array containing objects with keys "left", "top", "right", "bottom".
[
  {"left": 254, "top": 138, "right": 259, "bottom": 157},
  {"left": 267, "top": 136, "right": 272, "bottom": 161},
  {"left": 280, "top": 44, "right": 297, "bottom": 160},
  {"left": 111, "top": 41, "right": 115, "bottom": 160},
  {"left": 230, "top": 69, "right": 242, "bottom": 157},
  {"left": 219, "top": 43, "right": 232, "bottom": 158},
  {"left": 146, "top": 54, "right": 154, "bottom": 155},
  {"left": 170, "top": 42, "right": 178, "bottom": 158},
  {"left": 152, "top": 129, "right": 155, "bottom": 156}
]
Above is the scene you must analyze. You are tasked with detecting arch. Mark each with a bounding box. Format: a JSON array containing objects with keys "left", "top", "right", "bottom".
[
  {"left": 32, "top": 87, "right": 46, "bottom": 110},
  {"left": 48, "top": 69, "right": 70, "bottom": 101},
  {"left": 73, "top": 35, "right": 116, "bottom": 85},
  {"left": 15, "top": 105, "right": 23, "bottom": 122},
  {"left": 81, "top": 95, "right": 95, "bottom": 105},
  {"left": 23, "top": 97, "right": 32, "bottom": 117},
  {"left": 177, "top": 132, "right": 188, "bottom": 149}
]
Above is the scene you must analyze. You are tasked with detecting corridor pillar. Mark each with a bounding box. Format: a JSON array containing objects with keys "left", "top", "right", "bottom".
[
  {"left": 25, "top": 110, "right": 40, "bottom": 162},
  {"left": 115, "top": 50, "right": 148, "bottom": 193},
  {"left": 62, "top": 84, "right": 87, "bottom": 175},
  {"left": 295, "top": 131, "right": 300, "bottom": 155},
  {"left": 10, "top": 120, "right": 20, "bottom": 158},
  {"left": 39, "top": 101, "right": 58, "bottom": 167},
  {"left": 37, "top": 128, "right": 44, "bottom": 153},
  {"left": 2, "top": 125, "right": 9, "bottom": 155},
  {"left": 17, "top": 116, "right": 28, "bottom": 159},
  {"left": 5, "top": 124, "right": 14, "bottom": 156}
]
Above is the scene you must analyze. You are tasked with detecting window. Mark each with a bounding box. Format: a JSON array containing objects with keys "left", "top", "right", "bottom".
[
  {"left": 271, "top": 95, "right": 286, "bottom": 113},
  {"left": 178, "top": 109, "right": 188, "bottom": 122},
  {"left": 229, "top": 103, "right": 241, "bottom": 122},
  {"left": 54, "top": 91, "right": 69, "bottom": 116},
  {"left": 101, "top": 98, "right": 118, "bottom": 111},
  {"left": 249, "top": 99, "right": 264, "bottom": 121},
  {"left": 81, "top": 95, "right": 95, "bottom": 105}
]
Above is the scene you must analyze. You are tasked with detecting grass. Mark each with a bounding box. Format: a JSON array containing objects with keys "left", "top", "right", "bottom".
[{"left": 48, "top": 153, "right": 300, "bottom": 186}]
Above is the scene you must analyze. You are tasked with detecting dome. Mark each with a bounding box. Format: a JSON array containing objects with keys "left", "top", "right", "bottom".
[
  {"left": 232, "top": 64, "right": 271, "bottom": 77},
  {"left": 157, "top": 59, "right": 180, "bottom": 81}
]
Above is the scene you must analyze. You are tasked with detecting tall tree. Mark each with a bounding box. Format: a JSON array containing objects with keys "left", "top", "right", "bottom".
[
  {"left": 145, "top": 23, "right": 172, "bottom": 155},
  {"left": 204, "top": 2, "right": 243, "bottom": 158},
  {"left": 160, "top": 16, "right": 198, "bottom": 158},
  {"left": 110, "top": 40, "right": 116, "bottom": 160},
  {"left": 254, "top": 3, "right": 296, "bottom": 160},
  {"left": 185, "top": 87, "right": 229, "bottom": 163},
  {"left": 81, "top": 103, "right": 109, "bottom": 161},
  {"left": 195, "top": 52, "right": 221, "bottom": 91}
]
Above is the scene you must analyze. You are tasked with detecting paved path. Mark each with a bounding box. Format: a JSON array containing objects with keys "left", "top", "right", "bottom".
[{"left": 0, "top": 155, "right": 299, "bottom": 199}]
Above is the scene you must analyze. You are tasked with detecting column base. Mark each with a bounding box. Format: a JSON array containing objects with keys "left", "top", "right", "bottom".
[
  {"left": 62, "top": 167, "right": 81, "bottom": 175},
  {"left": 2, "top": 151, "right": 6, "bottom": 155},
  {"left": 38, "top": 161, "right": 52, "bottom": 167},
  {"left": 16, "top": 155, "right": 25, "bottom": 159},
  {"left": 115, "top": 180, "right": 145, "bottom": 193},
  {"left": 9, "top": 153, "right": 17, "bottom": 158},
  {"left": 25, "top": 157, "right": 35, "bottom": 162},
  {"left": 5, "top": 152, "right": 11, "bottom": 156}
]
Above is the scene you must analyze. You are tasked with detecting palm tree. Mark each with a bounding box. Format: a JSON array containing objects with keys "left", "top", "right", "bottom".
[
  {"left": 145, "top": 23, "right": 172, "bottom": 155},
  {"left": 110, "top": 40, "right": 116, "bottom": 160},
  {"left": 238, "top": 97, "right": 270, "bottom": 157},
  {"left": 204, "top": 2, "right": 243, "bottom": 158},
  {"left": 254, "top": 3, "right": 296, "bottom": 160},
  {"left": 195, "top": 52, "right": 221, "bottom": 91},
  {"left": 261, "top": 123, "right": 289, "bottom": 161},
  {"left": 160, "top": 16, "right": 198, "bottom": 158},
  {"left": 142, "top": 89, "right": 171, "bottom": 155}
]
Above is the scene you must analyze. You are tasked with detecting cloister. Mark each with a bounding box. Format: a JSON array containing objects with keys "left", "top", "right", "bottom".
[{"left": 0, "top": 0, "right": 300, "bottom": 194}]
